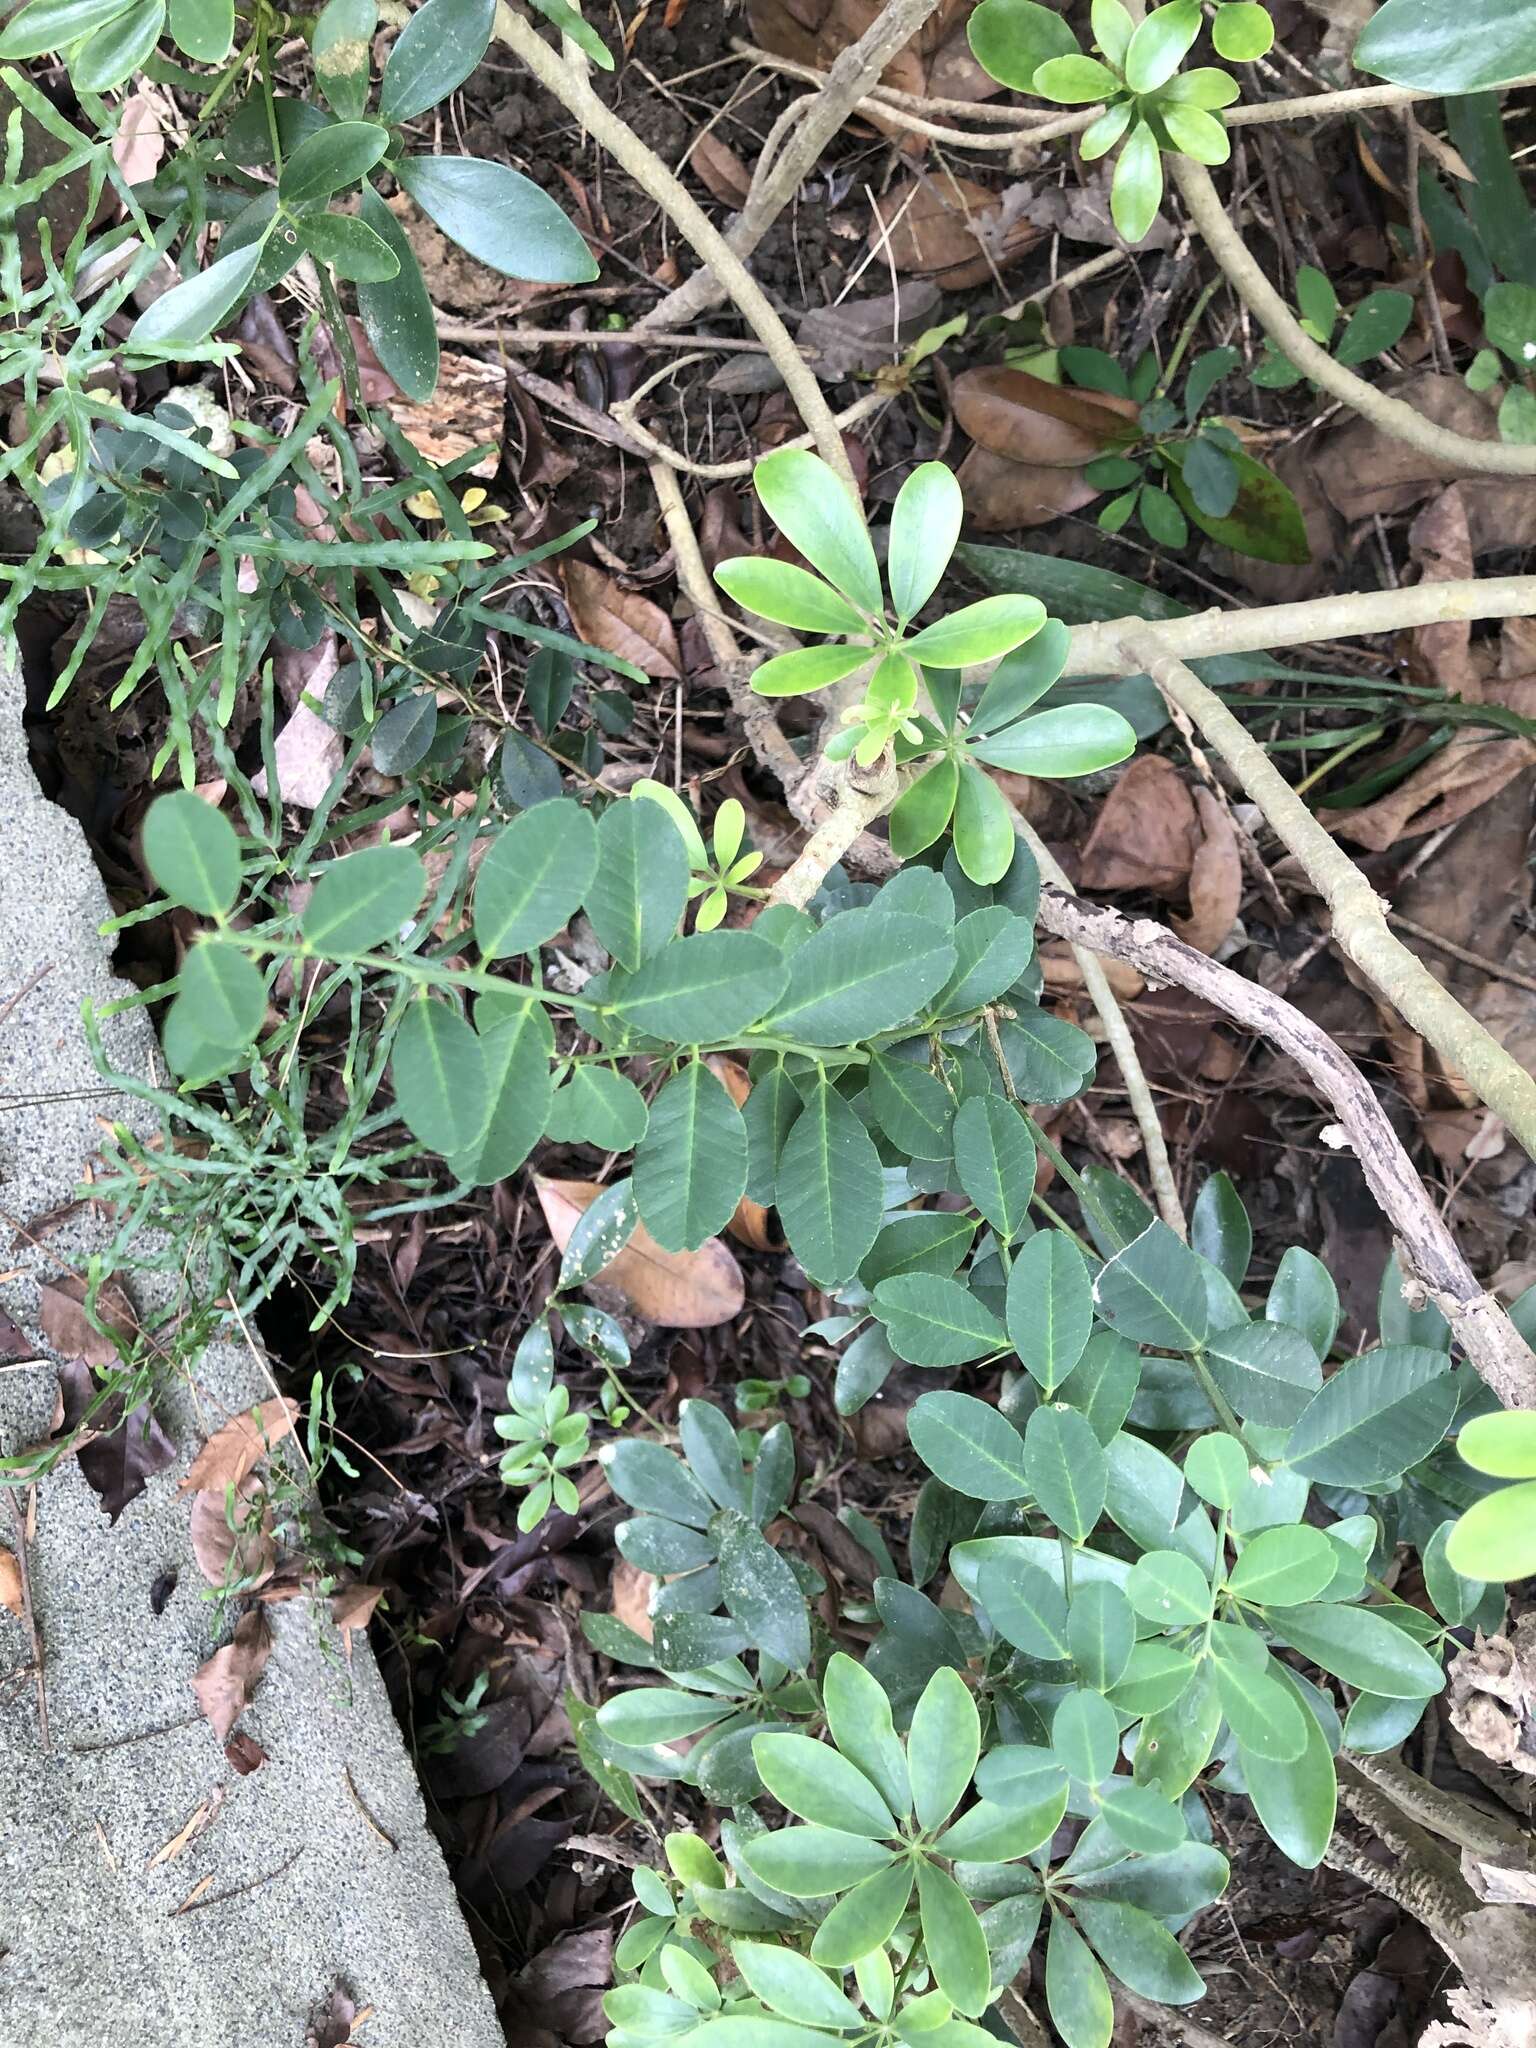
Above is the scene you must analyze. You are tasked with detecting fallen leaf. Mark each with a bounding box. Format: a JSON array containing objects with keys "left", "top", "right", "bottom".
[
  {"left": 517, "top": 1927, "right": 615, "bottom": 2042},
  {"left": 255, "top": 634, "right": 343, "bottom": 811},
  {"left": 747, "top": 0, "right": 998, "bottom": 114},
  {"left": 1447, "top": 1616, "right": 1534, "bottom": 1776},
  {"left": 39, "top": 1272, "right": 137, "bottom": 1369},
  {"left": 563, "top": 559, "right": 681, "bottom": 680},
  {"left": 1407, "top": 485, "right": 1482, "bottom": 698},
  {"left": 1079, "top": 757, "right": 1199, "bottom": 895},
  {"left": 190, "top": 1479, "right": 276, "bottom": 1589},
  {"left": 224, "top": 1731, "right": 269, "bottom": 1775},
  {"left": 1172, "top": 790, "right": 1242, "bottom": 955},
  {"left": 609, "top": 1557, "right": 656, "bottom": 1640},
  {"left": 0, "top": 1304, "right": 38, "bottom": 1361},
  {"left": 707, "top": 1058, "right": 786, "bottom": 1251},
  {"left": 0, "top": 1548, "right": 21, "bottom": 1618},
  {"left": 870, "top": 173, "right": 1041, "bottom": 290},
  {"left": 1326, "top": 675, "right": 1536, "bottom": 850},
  {"left": 179, "top": 1396, "right": 299, "bottom": 1496},
  {"left": 192, "top": 1608, "right": 272, "bottom": 1743},
  {"left": 331, "top": 1582, "right": 384, "bottom": 1644},
  {"left": 798, "top": 281, "right": 942, "bottom": 380},
  {"left": 953, "top": 366, "right": 1140, "bottom": 531},
  {"left": 689, "top": 130, "right": 753, "bottom": 207},
  {"left": 388, "top": 349, "right": 505, "bottom": 477},
  {"left": 534, "top": 1178, "right": 745, "bottom": 1326},
  {"left": 111, "top": 86, "right": 164, "bottom": 184},
  {"left": 1013, "top": 174, "right": 1176, "bottom": 253},
  {"left": 53, "top": 1357, "right": 175, "bottom": 1524}
]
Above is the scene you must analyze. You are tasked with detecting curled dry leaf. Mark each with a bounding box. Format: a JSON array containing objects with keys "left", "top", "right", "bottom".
[
  {"left": 1079, "top": 757, "right": 1199, "bottom": 896},
  {"left": 224, "top": 1731, "right": 269, "bottom": 1776},
  {"left": 53, "top": 1356, "right": 176, "bottom": 1524},
  {"left": 953, "top": 366, "right": 1139, "bottom": 532},
  {"left": 689, "top": 131, "right": 753, "bottom": 208},
  {"left": 534, "top": 1178, "right": 745, "bottom": 1327},
  {"left": 609, "top": 1556, "right": 657, "bottom": 1641},
  {"left": 562, "top": 559, "right": 682, "bottom": 680},
  {"left": 1447, "top": 1616, "right": 1536, "bottom": 1777},
  {"left": 331, "top": 1582, "right": 385, "bottom": 1645},
  {"left": 0, "top": 1547, "right": 21, "bottom": 1619},
  {"left": 707, "top": 1057, "right": 786, "bottom": 1251},
  {"left": 39, "top": 1271, "right": 137, "bottom": 1369},
  {"left": 747, "top": 0, "right": 998, "bottom": 111},
  {"left": 180, "top": 1396, "right": 299, "bottom": 1496},
  {"left": 190, "top": 1479, "right": 276, "bottom": 1589},
  {"left": 870, "top": 174, "right": 1041, "bottom": 291},
  {"left": 191, "top": 1608, "right": 272, "bottom": 1743},
  {"left": 1172, "top": 790, "right": 1242, "bottom": 956}
]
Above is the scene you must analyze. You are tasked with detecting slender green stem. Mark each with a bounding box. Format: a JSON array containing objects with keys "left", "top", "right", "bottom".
[{"left": 1188, "top": 1348, "right": 1257, "bottom": 1461}]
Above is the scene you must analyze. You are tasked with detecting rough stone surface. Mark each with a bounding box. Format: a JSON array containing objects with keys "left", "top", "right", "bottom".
[{"left": 0, "top": 657, "right": 503, "bottom": 2046}]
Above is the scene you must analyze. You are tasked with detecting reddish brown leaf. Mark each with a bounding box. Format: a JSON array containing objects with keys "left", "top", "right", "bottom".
[
  {"left": 224, "top": 1731, "right": 269, "bottom": 1775},
  {"left": 534, "top": 1178, "right": 745, "bottom": 1326},
  {"left": 747, "top": 0, "right": 998, "bottom": 114},
  {"left": 1079, "top": 758, "right": 1199, "bottom": 896},
  {"left": 330, "top": 1582, "right": 385, "bottom": 1643},
  {"left": 870, "top": 174, "right": 1041, "bottom": 289},
  {"left": 563, "top": 559, "right": 681, "bottom": 680},
  {"left": 0, "top": 1548, "right": 21, "bottom": 1619},
  {"left": 191, "top": 1609, "right": 271, "bottom": 1742},
  {"left": 189, "top": 1480, "right": 276, "bottom": 1589},
  {"left": 53, "top": 1357, "right": 175, "bottom": 1524},
  {"left": 690, "top": 131, "right": 753, "bottom": 207},
  {"left": 179, "top": 1396, "right": 299, "bottom": 1496},
  {"left": 953, "top": 366, "right": 1140, "bottom": 531},
  {"left": 1172, "top": 790, "right": 1242, "bottom": 956},
  {"left": 39, "top": 1272, "right": 137, "bottom": 1369}
]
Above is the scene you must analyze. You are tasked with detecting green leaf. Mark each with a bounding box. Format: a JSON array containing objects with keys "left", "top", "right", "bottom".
[
  {"left": 1336, "top": 288, "right": 1415, "bottom": 367},
  {"left": 675, "top": 1399, "right": 748, "bottom": 1517},
  {"left": 1267, "top": 1602, "right": 1444, "bottom": 1698},
  {"left": 1210, "top": 1643, "right": 1308, "bottom": 1761},
  {"left": 951, "top": 762, "right": 1015, "bottom": 886},
  {"left": 777, "top": 1080, "right": 883, "bottom": 1288},
  {"left": 751, "top": 645, "right": 873, "bottom": 699},
  {"left": 126, "top": 242, "right": 262, "bottom": 348},
  {"left": 1092, "top": 1221, "right": 1209, "bottom": 1350},
  {"left": 1007, "top": 1230, "right": 1092, "bottom": 1392},
  {"left": 1125, "top": 0, "right": 1201, "bottom": 90},
  {"left": 822, "top": 1651, "right": 911, "bottom": 1817},
  {"left": 904, "top": 595, "right": 1046, "bottom": 668},
  {"left": 868, "top": 1054, "right": 955, "bottom": 1161},
  {"left": 609, "top": 930, "right": 788, "bottom": 1041},
  {"left": 1126, "top": 1549, "right": 1211, "bottom": 1627},
  {"left": 1025, "top": 1406, "right": 1107, "bottom": 1544},
  {"left": 1283, "top": 1345, "right": 1456, "bottom": 1485},
  {"left": 166, "top": 0, "right": 230, "bottom": 58},
  {"left": 1227, "top": 1525, "right": 1340, "bottom": 1607},
  {"left": 172, "top": 942, "right": 266, "bottom": 1062},
  {"left": 731, "top": 1945, "right": 862, "bottom": 2030},
  {"left": 369, "top": 694, "right": 437, "bottom": 775},
  {"left": 916, "top": 1862, "right": 991, "bottom": 2018},
  {"left": 1046, "top": 1902, "right": 1114, "bottom": 2048},
  {"left": 1238, "top": 1670, "right": 1336, "bottom": 1868},
  {"left": 391, "top": 998, "right": 487, "bottom": 1155},
  {"left": 997, "top": 1004, "right": 1097, "bottom": 1104},
  {"left": 0, "top": 0, "right": 132, "bottom": 55},
  {"left": 717, "top": 1512, "right": 811, "bottom": 1669},
  {"left": 875, "top": 1276, "right": 1008, "bottom": 1369},
  {"left": 1459, "top": 1409, "right": 1536, "bottom": 1477},
  {"left": 1097, "top": 1780, "right": 1188, "bottom": 1856},
  {"left": 752, "top": 448, "right": 882, "bottom": 614},
  {"left": 543, "top": 1064, "right": 648, "bottom": 1148},
  {"left": 1074, "top": 1897, "right": 1204, "bottom": 2004},
  {"left": 142, "top": 792, "right": 241, "bottom": 915},
  {"left": 1211, "top": 0, "right": 1272, "bottom": 59},
  {"left": 909, "top": 1665, "right": 980, "bottom": 1831},
  {"left": 1068, "top": 1581, "right": 1135, "bottom": 1692},
  {"left": 73, "top": 0, "right": 164, "bottom": 90},
  {"left": 601, "top": 1437, "right": 714, "bottom": 1525},
  {"left": 767, "top": 908, "right": 955, "bottom": 1043},
  {"left": 1446, "top": 1481, "right": 1536, "bottom": 1581},
  {"left": 301, "top": 844, "right": 425, "bottom": 953},
  {"left": 751, "top": 1733, "right": 896, "bottom": 1837},
  {"left": 633, "top": 1063, "right": 747, "bottom": 1252},
  {"left": 967, "top": 704, "right": 1136, "bottom": 777},
  {"left": 936, "top": 1791, "right": 1067, "bottom": 1862},
  {"left": 395, "top": 154, "right": 597, "bottom": 282},
  {"left": 277, "top": 120, "right": 389, "bottom": 205},
  {"left": 452, "top": 1003, "right": 555, "bottom": 1184},
  {"left": 1111, "top": 119, "right": 1164, "bottom": 245},
  {"left": 936, "top": 906, "right": 1035, "bottom": 1015},
  {"left": 809, "top": 1863, "right": 914, "bottom": 1966},
  {"left": 1354, "top": 0, "right": 1536, "bottom": 91},
  {"left": 356, "top": 185, "right": 440, "bottom": 400},
  {"left": 978, "top": 1557, "right": 1070, "bottom": 1659},
  {"left": 1202, "top": 1321, "right": 1322, "bottom": 1427},
  {"left": 583, "top": 799, "right": 689, "bottom": 970},
  {"left": 378, "top": 0, "right": 493, "bottom": 120},
  {"left": 1267, "top": 1246, "right": 1338, "bottom": 1361},
  {"left": 742, "top": 1825, "right": 896, "bottom": 1898},
  {"left": 952, "top": 1095, "right": 1036, "bottom": 1244},
  {"left": 1190, "top": 1172, "right": 1250, "bottom": 1287},
  {"left": 1422, "top": 1520, "right": 1485, "bottom": 1625},
  {"left": 967, "top": 0, "right": 1080, "bottom": 90},
  {"left": 297, "top": 211, "right": 400, "bottom": 283},
  {"left": 889, "top": 757, "right": 960, "bottom": 860},
  {"left": 596, "top": 1687, "right": 732, "bottom": 1746},
  {"left": 1035, "top": 51, "right": 1122, "bottom": 99},
  {"left": 1051, "top": 1688, "right": 1119, "bottom": 1785},
  {"left": 1162, "top": 443, "right": 1310, "bottom": 566},
  {"left": 1184, "top": 1432, "right": 1249, "bottom": 1511},
  {"left": 888, "top": 461, "right": 963, "bottom": 621},
  {"left": 714, "top": 556, "right": 869, "bottom": 636},
  {"left": 975, "top": 1744, "right": 1069, "bottom": 1813},
  {"left": 312, "top": 0, "right": 376, "bottom": 117},
  {"left": 969, "top": 618, "right": 1072, "bottom": 734},
  {"left": 474, "top": 800, "right": 598, "bottom": 957}
]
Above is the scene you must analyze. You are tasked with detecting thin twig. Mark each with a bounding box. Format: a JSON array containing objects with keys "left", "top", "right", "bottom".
[
  {"left": 615, "top": 364, "right": 887, "bottom": 479},
  {"left": 1013, "top": 815, "right": 1187, "bottom": 1238}
]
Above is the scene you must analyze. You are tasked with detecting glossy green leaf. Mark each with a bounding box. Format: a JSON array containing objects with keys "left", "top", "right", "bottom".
[
  {"left": 888, "top": 756, "right": 960, "bottom": 859},
  {"left": 1211, "top": 1646, "right": 1308, "bottom": 1762},
  {"left": 936, "top": 906, "right": 1035, "bottom": 1014},
  {"left": 298, "top": 211, "right": 400, "bottom": 283},
  {"left": 1007, "top": 1230, "right": 1092, "bottom": 1392},
  {"left": 753, "top": 448, "right": 882, "bottom": 613},
  {"left": 583, "top": 799, "right": 689, "bottom": 970},
  {"left": 809, "top": 1862, "right": 914, "bottom": 1966},
  {"left": 888, "top": 461, "right": 964, "bottom": 620},
  {"left": 717, "top": 1512, "right": 811, "bottom": 1669},
  {"left": 378, "top": 0, "right": 494, "bottom": 120},
  {"left": 967, "top": 704, "right": 1136, "bottom": 777},
  {"left": 966, "top": 0, "right": 1080, "bottom": 90},
  {"left": 909, "top": 1665, "right": 981, "bottom": 1831},
  {"left": 126, "top": 242, "right": 262, "bottom": 348},
  {"left": 142, "top": 792, "right": 241, "bottom": 915},
  {"left": 1239, "top": 1670, "right": 1336, "bottom": 1868},
  {"left": 73, "top": 0, "right": 164, "bottom": 89},
  {"left": 1106, "top": 1640, "right": 1195, "bottom": 1718},
  {"left": 1183, "top": 1432, "right": 1249, "bottom": 1511},
  {"left": 1073, "top": 1896, "right": 1204, "bottom": 2003},
  {"left": 1097, "top": 1781, "right": 1188, "bottom": 1856},
  {"left": 474, "top": 800, "right": 597, "bottom": 958},
  {"left": 1226, "top": 1525, "right": 1338, "bottom": 1607},
  {"left": 302, "top": 845, "right": 425, "bottom": 953},
  {"left": 1354, "top": 0, "right": 1536, "bottom": 91},
  {"left": 1446, "top": 1480, "right": 1536, "bottom": 1581},
  {"left": 1190, "top": 1171, "right": 1250, "bottom": 1287},
  {"left": 875, "top": 1277, "right": 1008, "bottom": 1369},
  {"left": 1111, "top": 120, "right": 1164, "bottom": 246},
  {"left": 742, "top": 1825, "right": 895, "bottom": 1898},
  {"left": 1025, "top": 1405, "right": 1106, "bottom": 1544},
  {"left": 968, "top": 618, "right": 1072, "bottom": 735},
  {"left": 714, "top": 556, "right": 869, "bottom": 635},
  {"left": 951, "top": 761, "right": 1016, "bottom": 886},
  {"left": 1266, "top": 1246, "right": 1338, "bottom": 1361},
  {"left": 777, "top": 1081, "right": 884, "bottom": 1288},
  {"left": 1268, "top": 1602, "right": 1444, "bottom": 1698},
  {"left": 633, "top": 1063, "right": 747, "bottom": 1252},
  {"left": 731, "top": 1945, "right": 863, "bottom": 2031},
  {"left": 1422, "top": 1520, "right": 1485, "bottom": 1625},
  {"left": 1092, "top": 1220, "right": 1209, "bottom": 1351},
  {"left": 1283, "top": 1345, "right": 1455, "bottom": 1485},
  {"left": 277, "top": 121, "right": 389, "bottom": 205},
  {"left": 0, "top": 0, "right": 134, "bottom": 56},
  {"left": 396, "top": 154, "right": 597, "bottom": 281},
  {"left": 1126, "top": 1549, "right": 1211, "bottom": 1628},
  {"left": 952, "top": 1095, "right": 1035, "bottom": 1243},
  {"left": 997, "top": 1004, "right": 1097, "bottom": 1104},
  {"left": 751, "top": 1733, "right": 896, "bottom": 1837},
  {"left": 356, "top": 185, "right": 440, "bottom": 400},
  {"left": 1046, "top": 1902, "right": 1114, "bottom": 2048},
  {"left": 916, "top": 1862, "right": 991, "bottom": 2017},
  {"left": 542, "top": 1065, "right": 648, "bottom": 1148},
  {"left": 596, "top": 1687, "right": 732, "bottom": 1746},
  {"left": 860, "top": 1213, "right": 975, "bottom": 1289},
  {"left": 610, "top": 931, "right": 787, "bottom": 1041},
  {"left": 822, "top": 1651, "right": 910, "bottom": 1818},
  {"left": 767, "top": 908, "right": 955, "bottom": 1044},
  {"left": 1035, "top": 51, "right": 1121, "bottom": 98}
]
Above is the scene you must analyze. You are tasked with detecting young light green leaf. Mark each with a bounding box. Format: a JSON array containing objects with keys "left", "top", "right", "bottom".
[
  {"left": 1124, "top": 0, "right": 1201, "bottom": 91},
  {"left": 752, "top": 449, "right": 883, "bottom": 614},
  {"left": 715, "top": 556, "right": 871, "bottom": 636},
  {"left": 1111, "top": 119, "right": 1164, "bottom": 245},
  {"left": 750, "top": 644, "right": 873, "bottom": 698},
  {"left": 887, "top": 461, "right": 963, "bottom": 621},
  {"left": 888, "top": 756, "right": 960, "bottom": 859},
  {"left": 966, "top": 0, "right": 1081, "bottom": 91},
  {"left": 904, "top": 594, "right": 1046, "bottom": 667},
  {"left": 1446, "top": 1481, "right": 1536, "bottom": 1582}
]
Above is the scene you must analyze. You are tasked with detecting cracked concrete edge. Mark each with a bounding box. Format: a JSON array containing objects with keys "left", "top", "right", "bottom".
[{"left": 0, "top": 650, "right": 505, "bottom": 2047}]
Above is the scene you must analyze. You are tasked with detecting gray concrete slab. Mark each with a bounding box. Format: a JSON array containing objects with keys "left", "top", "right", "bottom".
[{"left": 0, "top": 653, "right": 505, "bottom": 2047}]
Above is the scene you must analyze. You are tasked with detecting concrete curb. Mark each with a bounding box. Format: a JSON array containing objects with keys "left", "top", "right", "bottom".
[{"left": 0, "top": 656, "right": 505, "bottom": 2046}]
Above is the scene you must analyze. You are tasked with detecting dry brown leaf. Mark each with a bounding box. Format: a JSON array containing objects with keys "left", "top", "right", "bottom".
[
  {"left": 707, "top": 1057, "right": 786, "bottom": 1251},
  {"left": 0, "top": 1547, "right": 21, "bottom": 1619},
  {"left": 256, "top": 634, "right": 344, "bottom": 811},
  {"left": 1078, "top": 757, "right": 1199, "bottom": 895},
  {"left": 389, "top": 349, "right": 504, "bottom": 477},
  {"left": 534, "top": 1178, "right": 745, "bottom": 1326},
  {"left": 224, "top": 1731, "right": 269, "bottom": 1775},
  {"left": 1172, "top": 790, "right": 1242, "bottom": 955},
  {"left": 190, "top": 1479, "right": 276, "bottom": 1589},
  {"left": 689, "top": 131, "right": 753, "bottom": 207},
  {"left": 111, "top": 87, "right": 165, "bottom": 184},
  {"left": 563, "top": 559, "right": 682, "bottom": 680},
  {"left": 331, "top": 1582, "right": 384, "bottom": 1643},
  {"left": 953, "top": 366, "right": 1139, "bottom": 531},
  {"left": 1326, "top": 675, "right": 1536, "bottom": 850},
  {"left": 1408, "top": 486, "right": 1482, "bottom": 698},
  {"left": 180, "top": 1396, "right": 299, "bottom": 1496},
  {"left": 610, "top": 1558, "right": 656, "bottom": 1640},
  {"left": 748, "top": 0, "right": 998, "bottom": 112},
  {"left": 191, "top": 1609, "right": 272, "bottom": 1742},
  {"left": 39, "top": 1272, "right": 137, "bottom": 1369},
  {"left": 870, "top": 174, "right": 1041, "bottom": 290}
]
